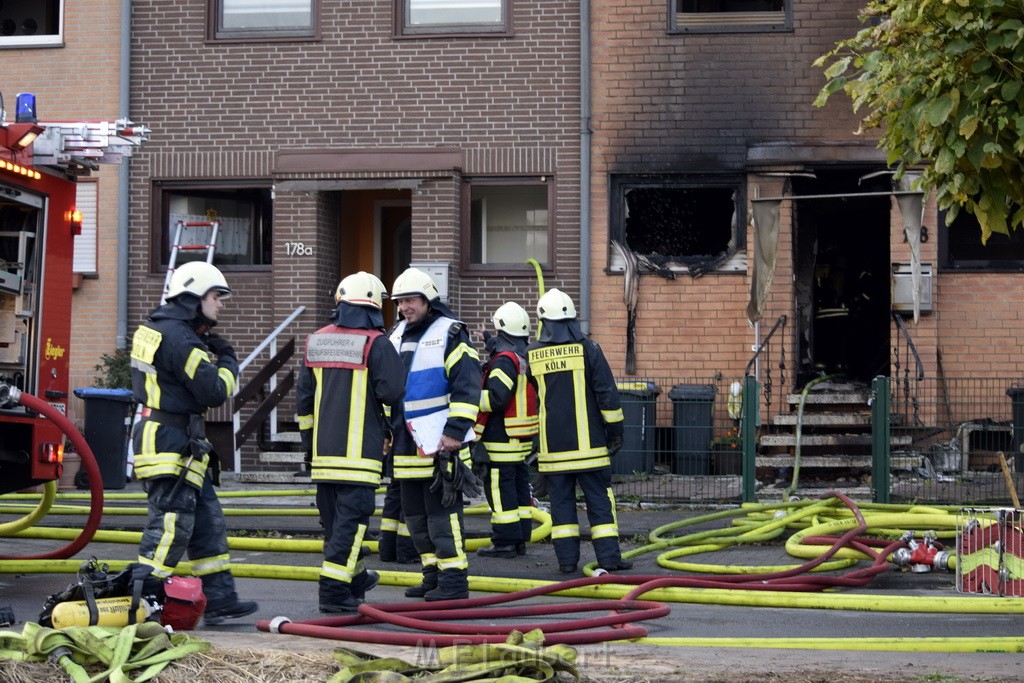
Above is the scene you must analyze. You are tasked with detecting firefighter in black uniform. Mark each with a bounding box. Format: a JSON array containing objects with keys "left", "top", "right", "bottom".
[
  {"left": 388, "top": 267, "right": 483, "bottom": 601},
  {"left": 527, "top": 288, "right": 632, "bottom": 575},
  {"left": 475, "top": 302, "right": 538, "bottom": 559},
  {"left": 130, "top": 261, "right": 258, "bottom": 625},
  {"left": 297, "top": 272, "right": 406, "bottom": 612}
]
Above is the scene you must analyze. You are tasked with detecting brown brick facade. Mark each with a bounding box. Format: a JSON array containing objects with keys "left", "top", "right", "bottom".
[
  {"left": 2, "top": 0, "right": 126, "bottom": 427},
  {"left": 588, "top": 0, "right": 1024, "bottom": 388}
]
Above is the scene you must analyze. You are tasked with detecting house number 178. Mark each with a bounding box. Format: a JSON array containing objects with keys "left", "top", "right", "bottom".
[{"left": 285, "top": 242, "right": 313, "bottom": 256}]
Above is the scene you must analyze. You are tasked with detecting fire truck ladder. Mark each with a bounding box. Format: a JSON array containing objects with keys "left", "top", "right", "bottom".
[{"left": 160, "top": 220, "right": 221, "bottom": 305}]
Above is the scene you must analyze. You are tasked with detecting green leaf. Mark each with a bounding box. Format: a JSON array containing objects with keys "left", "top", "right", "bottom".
[
  {"left": 926, "top": 95, "right": 956, "bottom": 126},
  {"left": 824, "top": 56, "right": 852, "bottom": 80},
  {"left": 1001, "top": 80, "right": 1021, "bottom": 102}
]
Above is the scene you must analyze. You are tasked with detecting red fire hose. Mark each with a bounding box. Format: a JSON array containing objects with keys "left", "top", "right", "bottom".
[
  {"left": 258, "top": 573, "right": 670, "bottom": 646},
  {"left": 0, "top": 386, "right": 105, "bottom": 560}
]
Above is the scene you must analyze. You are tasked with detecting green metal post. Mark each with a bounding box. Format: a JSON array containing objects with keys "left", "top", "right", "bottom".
[
  {"left": 742, "top": 375, "right": 760, "bottom": 503},
  {"left": 871, "top": 375, "right": 891, "bottom": 504}
]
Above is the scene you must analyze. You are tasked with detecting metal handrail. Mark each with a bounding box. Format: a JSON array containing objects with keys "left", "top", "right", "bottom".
[
  {"left": 238, "top": 306, "right": 306, "bottom": 374},
  {"left": 744, "top": 314, "right": 787, "bottom": 376},
  {"left": 233, "top": 305, "right": 306, "bottom": 473},
  {"left": 891, "top": 311, "right": 925, "bottom": 381}
]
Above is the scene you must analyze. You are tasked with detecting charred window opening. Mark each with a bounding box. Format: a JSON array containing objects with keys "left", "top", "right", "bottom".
[
  {"left": 673, "top": 0, "right": 790, "bottom": 32},
  {"left": 610, "top": 176, "right": 743, "bottom": 272},
  {"left": 939, "top": 206, "right": 1024, "bottom": 272}
]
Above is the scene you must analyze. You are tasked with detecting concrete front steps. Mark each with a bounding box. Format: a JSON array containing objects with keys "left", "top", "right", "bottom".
[{"left": 237, "top": 431, "right": 310, "bottom": 484}]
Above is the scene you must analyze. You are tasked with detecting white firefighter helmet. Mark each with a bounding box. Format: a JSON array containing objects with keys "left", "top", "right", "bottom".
[
  {"left": 166, "top": 261, "right": 231, "bottom": 300},
  {"left": 391, "top": 267, "right": 439, "bottom": 301},
  {"left": 492, "top": 302, "right": 530, "bottom": 337},
  {"left": 335, "top": 271, "right": 387, "bottom": 310},
  {"left": 537, "top": 288, "right": 576, "bottom": 321}
]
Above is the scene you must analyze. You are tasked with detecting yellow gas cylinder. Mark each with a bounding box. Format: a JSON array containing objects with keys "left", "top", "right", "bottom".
[{"left": 51, "top": 596, "right": 154, "bottom": 628}]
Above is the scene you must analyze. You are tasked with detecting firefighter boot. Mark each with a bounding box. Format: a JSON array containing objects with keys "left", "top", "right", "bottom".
[
  {"left": 404, "top": 566, "right": 439, "bottom": 598},
  {"left": 477, "top": 544, "right": 518, "bottom": 559},
  {"left": 351, "top": 569, "right": 380, "bottom": 600},
  {"left": 204, "top": 598, "right": 259, "bottom": 625},
  {"left": 424, "top": 568, "right": 469, "bottom": 602},
  {"left": 318, "top": 585, "right": 361, "bottom": 614}
]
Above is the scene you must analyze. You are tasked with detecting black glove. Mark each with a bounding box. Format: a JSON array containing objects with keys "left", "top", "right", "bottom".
[
  {"left": 429, "top": 451, "right": 458, "bottom": 507},
  {"left": 430, "top": 451, "right": 484, "bottom": 507},
  {"left": 607, "top": 434, "right": 624, "bottom": 456},
  {"left": 204, "top": 333, "right": 236, "bottom": 361},
  {"left": 455, "top": 459, "right": 484, "bottom": 501}
]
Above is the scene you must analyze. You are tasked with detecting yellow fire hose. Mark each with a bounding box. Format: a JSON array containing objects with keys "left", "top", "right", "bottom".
[
  {"left": 0, "top": 620, "right": 208, "bottom": 682},
  {"left": 5, "top": 489, "right": 1024, "bottom": 653}
]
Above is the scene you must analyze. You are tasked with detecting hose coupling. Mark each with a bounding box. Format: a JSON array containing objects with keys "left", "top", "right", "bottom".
[
  {"left": 0, "top": 382, "right": 19, "bottom": 408},
  {"left": 48, "top": 646, "right": 73, "bottom": 666},
  {"left": 268, "top": 616, "right": 292, "bottom": 634}
]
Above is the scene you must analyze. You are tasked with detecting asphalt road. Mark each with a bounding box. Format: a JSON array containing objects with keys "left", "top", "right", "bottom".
[{"left": 2, "top": 481, "right": 1023, "bottom": 681}]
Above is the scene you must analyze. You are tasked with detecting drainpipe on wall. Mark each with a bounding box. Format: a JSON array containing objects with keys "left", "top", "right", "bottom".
[
  {"left": 579, "top": 0, "right": 592, "bottom": 335},
  {"left": 116, "top": 0, "right": 131, "bottom": 349}
]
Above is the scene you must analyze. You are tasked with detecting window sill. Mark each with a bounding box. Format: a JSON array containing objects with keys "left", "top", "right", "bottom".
[{"left": 607, "top": 251, "right": 747, "bottom": 276}]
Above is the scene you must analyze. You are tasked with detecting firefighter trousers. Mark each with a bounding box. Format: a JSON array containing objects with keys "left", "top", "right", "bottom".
[
  {"left": 316, "top": 483, "right": 375, "bottom": 604},
  {"left": 400, "top": 478, "right": 469, "bottom": 576},
  {"left": 546, "top": 467, "right": 623, "bottom": 568},
  {"left": 137, "top": 472, "right": 237, "bottom": 608},
  {"left": 484, "top": 460, "right": 533, "bottom": 547},
  {"left": 379, "top": 478, "right": 417, "bottom": 562}
]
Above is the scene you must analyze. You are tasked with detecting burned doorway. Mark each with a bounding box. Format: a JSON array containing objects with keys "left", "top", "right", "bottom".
[{"left": 792, "top": 169, "right": 892, "bottom": 387}]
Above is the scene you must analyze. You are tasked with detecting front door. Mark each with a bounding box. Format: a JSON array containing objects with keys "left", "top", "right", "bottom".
[{"left": 792, "top": 169, "right": 892, "bottom": 387}]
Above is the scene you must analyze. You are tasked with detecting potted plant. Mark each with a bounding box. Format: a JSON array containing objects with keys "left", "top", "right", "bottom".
[{"left": 710, "top": 426, "right": 742, "bottom": 475}]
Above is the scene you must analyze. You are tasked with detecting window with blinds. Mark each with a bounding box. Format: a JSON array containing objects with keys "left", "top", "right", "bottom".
[{"left": 72, "top": 180, "right": 97, "bottom": 275}]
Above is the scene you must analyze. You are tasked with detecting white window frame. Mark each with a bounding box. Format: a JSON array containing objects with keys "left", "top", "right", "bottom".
[
  {"left": 465, "top": 179, "right": 550, "bottom": 270},
  {"left": 211, "top": 0, "right": 319, "bottom": 41},
  {"left": 0, "top": 0, "right": 64, "bottom": 48},
  {"left": 398, "top": 0, "right": 510, "bottom": 36}
]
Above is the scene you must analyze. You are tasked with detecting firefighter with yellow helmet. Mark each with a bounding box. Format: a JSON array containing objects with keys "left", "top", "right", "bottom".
[
  {"left": 130, "top": 260, "right": 258, "bottom": 624},
  {"left": 527, "top": 288, "right": 631, "bottom": 575},
  {"left": 296, "top": 271, "right": 406, "bottom": 612},
  {"left": 387, "top": 267, "right": 483, "bottom": 601},
  {"left": 474, "top": 301, "right": 539, "bottom": 558}
]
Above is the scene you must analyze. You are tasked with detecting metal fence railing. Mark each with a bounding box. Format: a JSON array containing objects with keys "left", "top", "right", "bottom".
[
  {"left": 888, "top": 376, "right": 1022, "bottom": 506},
  {"left": 608, "top": 375, "right": 744, "bottom": 505},
  {"left": 603, "top": 374, "right": 1024, "bottom": 507}
]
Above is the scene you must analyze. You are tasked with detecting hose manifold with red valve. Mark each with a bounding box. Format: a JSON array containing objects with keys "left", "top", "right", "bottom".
[{"left": 891, "top": 530, "right": 952, "bottom": 573}]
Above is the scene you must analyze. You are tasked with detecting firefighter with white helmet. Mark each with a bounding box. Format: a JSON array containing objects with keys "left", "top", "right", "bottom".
[
  {"left": 296, "top": 271, "right": 406, "bottom": 612},
  {"left": 527, "top": 288, "right": 631, "bottom": 575},
  {"left": 130, "top": 260, "right": 258, "bottom": 624},
  {"left": 386, "top": 266, "right": 483, "bottom": 601},
  {"left": 474, "top": 301, "right": 538, "bottom": 559}
]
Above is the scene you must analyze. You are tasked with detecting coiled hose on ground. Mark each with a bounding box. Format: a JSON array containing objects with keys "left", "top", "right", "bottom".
[{"left": 5, "top": 471, "right": 1024, "bottom": 650}]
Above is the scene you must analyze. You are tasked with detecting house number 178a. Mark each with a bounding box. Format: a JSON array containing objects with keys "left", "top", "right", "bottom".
[{"left": 285, "top": 242, "right": 313, "bottom": 256}]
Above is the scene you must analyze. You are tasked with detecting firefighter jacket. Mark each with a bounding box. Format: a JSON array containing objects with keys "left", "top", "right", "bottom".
[
  {"left": 129, "top": 298, "right": 238, "bottom": 488},
  {"left": 527, "top": 323, "right": 624, "bottom": 474},
  {"left": 296, "top": 305, "right": 406, "bottom": 488},
  {"left": 474, "top": 336, "right": 538, "bottom": 463},
  {"left": 388, "top": 311, "right": 482, "bottom": 480}
]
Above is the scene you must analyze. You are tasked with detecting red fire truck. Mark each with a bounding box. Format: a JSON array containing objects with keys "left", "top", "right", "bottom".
[{"left": 0, "top": 107, "right": 147, "bottom": 495}]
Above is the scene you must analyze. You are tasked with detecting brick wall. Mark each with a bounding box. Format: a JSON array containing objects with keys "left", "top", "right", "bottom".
[
  {"left": 2, "top": 0, "right": 125, "bottom": 427},
  {"left": 588, "top": 1, "right": 874, "bottom": 381},
  {"left": 129, "top": 0, "right": 583, "bottom": 357}
]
